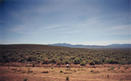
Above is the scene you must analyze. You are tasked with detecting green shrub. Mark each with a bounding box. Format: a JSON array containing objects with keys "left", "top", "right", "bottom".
[
  {"left": 88, "top": 60, "right": 95, "bottom": 65},
  {"left": 80, "top": 61, "right": 86, "bottom": 66},
  {"left": 106, "top": 59, "right": 118, "bottom": 64},
  {"left": 50, "top": 59, "right": 56, "bottom": 64},
  {"left": 73, "top": 57, "right": 81, "bottom": 64},
  {"left": 60, "top": 70, "right": 63, "bottom": 73},
  {"left": 94, "top": 59, "right": 102, "bottom": 64},
  {"left": 42, "top": 59, "right": 49, "bottom": 64},
  {"left": 64, "top": 60, "right": 70, "bottom": 64}
]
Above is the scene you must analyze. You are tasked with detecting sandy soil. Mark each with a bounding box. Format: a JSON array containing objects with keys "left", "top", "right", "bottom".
[{"left": 0, "top": 65, "right": 131, "bottom": 81}]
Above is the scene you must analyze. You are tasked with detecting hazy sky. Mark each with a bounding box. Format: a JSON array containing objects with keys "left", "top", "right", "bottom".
[{"left": 0, "top": 0, "right": 130, "bottom": 45}]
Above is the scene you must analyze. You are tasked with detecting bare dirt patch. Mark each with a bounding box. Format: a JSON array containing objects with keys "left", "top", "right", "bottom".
[{"left": 0, "top": 64, "right": 131, "bottom": 81}]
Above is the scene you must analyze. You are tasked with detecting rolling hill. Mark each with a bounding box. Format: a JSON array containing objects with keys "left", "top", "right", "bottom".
[{"left": 0, "top": 44, "right": 130, "bottom": 65}]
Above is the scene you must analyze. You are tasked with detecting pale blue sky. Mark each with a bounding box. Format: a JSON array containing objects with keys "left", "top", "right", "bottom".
[{"left": 0, "top": 0, "right": 130, "bottom": 45}]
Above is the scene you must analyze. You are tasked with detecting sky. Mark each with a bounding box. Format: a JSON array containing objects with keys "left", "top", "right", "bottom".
[{"left": 0, "top": 0, "right": 131, "bottom": 45}]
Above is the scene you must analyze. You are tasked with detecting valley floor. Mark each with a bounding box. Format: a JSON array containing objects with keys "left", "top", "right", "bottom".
[{"left": 0, "top": 64, "right": 131, "bottom": 81}]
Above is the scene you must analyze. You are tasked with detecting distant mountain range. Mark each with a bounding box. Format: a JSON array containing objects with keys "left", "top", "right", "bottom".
[
  {"left": 49, "top": 43, "right": 131, "bottom": 48},
  {"left": 0, "top": 43, "right": 131, "bottom": 48}
]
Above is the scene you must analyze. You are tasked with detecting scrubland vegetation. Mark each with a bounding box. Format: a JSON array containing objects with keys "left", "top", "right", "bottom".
[
  {"left": 0, "top": 44, "right": 131, "bottom": 81},
  {"left": 0, "top": 44, "right": 130, "bottom": 65}
]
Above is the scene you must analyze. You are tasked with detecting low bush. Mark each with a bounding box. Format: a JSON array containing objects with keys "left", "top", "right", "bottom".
[
  {"left": 88, "top": 60, "right": 95, "bottom": 65},
  {"left": 66, "top": 76, "right": 69, "bottom": 81},
  {"left": 80, "top": 61, "right": 86, "bottom": 66},
  {"left": 60, "top": 70, "right": 63, "bottom": 73},
  {"left": 23, "top": 78, "right": 28, "bottom": 81},
  {"left": 42, "top": 71, "right": 49, "bottom": 73}
]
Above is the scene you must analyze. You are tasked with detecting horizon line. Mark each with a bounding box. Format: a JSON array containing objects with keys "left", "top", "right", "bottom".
[{"left": 0, "top": 43, "right": 131, "bottom": 46}]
